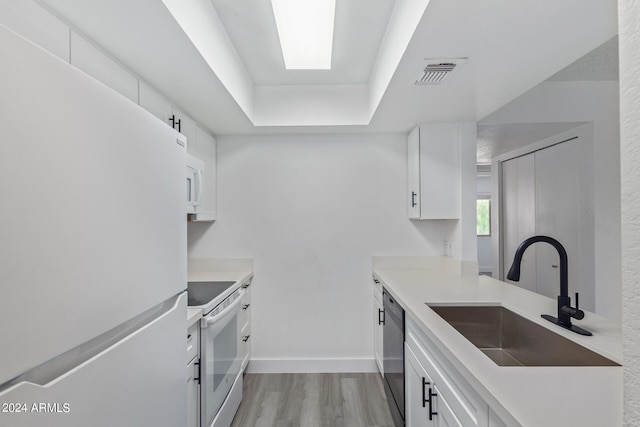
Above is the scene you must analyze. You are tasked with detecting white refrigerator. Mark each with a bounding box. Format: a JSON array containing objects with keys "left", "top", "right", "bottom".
[{"left": 0, "top": 24, "right": 187, "bottom": 426}]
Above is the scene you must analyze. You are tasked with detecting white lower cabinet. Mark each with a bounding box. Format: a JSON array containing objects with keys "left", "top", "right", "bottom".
[
  {"left": 187, "top": 322, "right": 200, "bottom": 427},
  {"left": 488, "top": 409, "right": 510, "bottom": 427},
  {"left": 187, "top": 357, "right": 199, "bottom": 427},
  {"left": 405, "top": 318, "right": 489, "bottom": 427},
  {"left": 373, "top": 277, "right": 384, "bottom": 375},
  {"left": 240, "top": 281, "right": 252, "bottom": 371},
  {"left": 406, "top": 344, "right": 463, "bottom": 427}
]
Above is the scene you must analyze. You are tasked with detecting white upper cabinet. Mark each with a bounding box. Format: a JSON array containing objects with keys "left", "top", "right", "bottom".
[
  {"left": 408, "top": 123, "right": 473, "bottom": 220},
  {"left": 169, "top": 106, "right": 197, "bottom": 146},
  {"left": 0, "top": 0, "right": 70, "bottom": 61},
  {"left": 139, "top": 81, "right": 173, "bottom": 125},
  {"left": 407, "top": 127, "right": 422, "bottom": 218},
  {"left": 70, "top": 30, "right": 139, "bottom": 104}
]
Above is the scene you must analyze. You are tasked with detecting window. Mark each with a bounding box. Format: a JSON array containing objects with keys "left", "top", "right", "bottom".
[{"left": 477, "top": 197, "right": 491, "bottom": 236}]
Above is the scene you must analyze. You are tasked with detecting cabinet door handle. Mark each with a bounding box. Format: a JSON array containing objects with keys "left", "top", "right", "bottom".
[
  {"left": 168, "top": 114, "right": 181, "bottom": 132},
  {"left": 378, "top": 308, "right": 385, "bottom": 325},
  {"left": 428, "top": 387, "right": 438, "bottom": 420},
  {"left": 194, "top": 360, "right": 201, "bottom": 385},
  {"left": 242, "top": 304, "right": 250, "bottom": 310},
  {"left": 411, "top": 191, "right": 418, "bottom": 207},
  {"left": 421, "top": 377, "right": 430, "bottom": 408},
  {"left": 242, "top": 335, "right": 251, "bottom": 342}
]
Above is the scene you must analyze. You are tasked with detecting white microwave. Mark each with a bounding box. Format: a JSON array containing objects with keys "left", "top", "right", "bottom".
[{"left": 186, "top": 154, "right": 204, "bottom": 214}]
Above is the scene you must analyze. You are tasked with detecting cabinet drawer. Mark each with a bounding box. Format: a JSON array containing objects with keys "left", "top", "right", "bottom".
[
  {"left": 372, "top": 276, "right": 383, "bottom": 302},
  {"left": 187, "top": 357, "right": 199, "bottom": 427},
  {"left": 240, "top": 292, "right": 251, "bottom": 330},
  {"left": 187, "top": 322, "right": 199, "bottom": 364},
  {"left": 240, "top": 324, "right": 251, "bottom": 371},
  {"left": 406, "top": 319, "right": 487, "bottom": 427}
]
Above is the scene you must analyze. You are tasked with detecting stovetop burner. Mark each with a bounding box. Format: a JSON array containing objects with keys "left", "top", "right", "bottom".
[{"left": 187, "top": 281, "right": 236, "bottom": 307}]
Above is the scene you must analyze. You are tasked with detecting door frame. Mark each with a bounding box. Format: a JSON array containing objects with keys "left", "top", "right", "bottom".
[{"left": 490, "top": 123, "right": 594, "bottom": 281}]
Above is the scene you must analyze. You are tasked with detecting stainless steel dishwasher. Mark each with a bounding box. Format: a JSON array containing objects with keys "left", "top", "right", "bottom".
[{"left": 383, "top": 288, "right": 405, "bottom": 426}]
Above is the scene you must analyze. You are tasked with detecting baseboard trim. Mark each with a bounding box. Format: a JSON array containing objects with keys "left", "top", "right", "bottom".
[{"left": 246, "top": 358, "right": 378, "bottom": 374}]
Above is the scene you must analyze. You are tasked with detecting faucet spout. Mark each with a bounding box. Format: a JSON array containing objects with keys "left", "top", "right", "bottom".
[
  {"left": 506, "top": 235, "right": 568, "bottom": 298},
  {"left": 506, "top": 235, "right": 592, "bottom": 336}
]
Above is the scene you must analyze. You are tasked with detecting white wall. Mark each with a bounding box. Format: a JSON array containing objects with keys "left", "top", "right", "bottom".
[
  {"left": 456, "top": 123, "right": 480, "bottom": 273},
  {"left": 481, "top": 80, "right": 620, "bottom": 322},
  {"left": 477, "top": 173, "right": 492, "bottom": 273},
  {"left": 187, "top": 133, "right": 453, "bottom": 372},
  {"left": 619, "top": 1, "right": 640, "bottom": 423}
]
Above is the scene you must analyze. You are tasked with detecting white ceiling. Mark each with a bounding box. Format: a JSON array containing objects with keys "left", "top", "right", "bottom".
[
  {"left": 476, "top": 36, "right": 619, "bottom": 164},
  {"left": 476, "top": 122, "right": 587, "bottom": 164},
  {"left": 36, "top": 0, "right": 618, "bottom": 136},
  {"left": 548, "top": 36, "right": 619, "bottom": 82}
]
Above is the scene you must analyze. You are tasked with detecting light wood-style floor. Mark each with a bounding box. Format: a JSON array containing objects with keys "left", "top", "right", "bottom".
[{"left": 230, "top": 373, "right": 396, "bottom": 427}]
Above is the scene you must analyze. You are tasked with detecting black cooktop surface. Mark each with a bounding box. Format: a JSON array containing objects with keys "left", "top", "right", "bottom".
[{"left": 187, "top": 281, "right": 236, "bottom": 307}]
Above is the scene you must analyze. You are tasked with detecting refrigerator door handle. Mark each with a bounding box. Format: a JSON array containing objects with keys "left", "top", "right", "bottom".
[{"left": 2, "top": 293, "right": 185, "bottom": 389}]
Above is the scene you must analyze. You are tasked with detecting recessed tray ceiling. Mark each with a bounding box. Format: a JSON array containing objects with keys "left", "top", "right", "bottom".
[{"left": 36, "top": 0, "right": 618, "bottom": 134}]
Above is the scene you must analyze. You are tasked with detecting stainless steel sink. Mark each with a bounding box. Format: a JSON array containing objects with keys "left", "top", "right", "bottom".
[{"left": 428, "top": 305, "right": 619, "bottom": 367}]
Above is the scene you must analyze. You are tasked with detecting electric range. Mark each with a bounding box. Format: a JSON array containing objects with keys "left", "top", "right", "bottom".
[{"left": 187, "top": 281, "right": 239, "bottom": 314}]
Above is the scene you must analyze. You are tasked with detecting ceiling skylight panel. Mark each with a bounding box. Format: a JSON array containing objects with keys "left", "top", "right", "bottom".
[{"left": 271, "top": 0, "right": 336, "bottom": 69}]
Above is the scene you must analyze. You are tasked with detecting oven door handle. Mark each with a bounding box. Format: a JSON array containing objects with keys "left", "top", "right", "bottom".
[{"left": 205, "top": 290, "right": 244, "bottom": 326}]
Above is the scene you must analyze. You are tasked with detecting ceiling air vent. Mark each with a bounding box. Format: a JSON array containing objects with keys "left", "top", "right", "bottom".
[{"left": 415, "top": 58, "right": 467, "bottom": 85}]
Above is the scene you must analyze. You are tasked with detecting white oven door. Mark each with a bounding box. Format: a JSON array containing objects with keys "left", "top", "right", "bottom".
[{"left": 200, "top": 292, "right": 243, "bottom": 427}]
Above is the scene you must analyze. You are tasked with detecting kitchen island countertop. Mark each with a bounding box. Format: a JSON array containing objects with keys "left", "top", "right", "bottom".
[{"left": 374, "top": 266, "right": 622, "bottom": 427}]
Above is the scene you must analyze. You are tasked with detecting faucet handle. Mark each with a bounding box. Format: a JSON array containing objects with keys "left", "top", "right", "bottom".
[{"left": 573, "top": 292, "right": 585, "bottom": 320}]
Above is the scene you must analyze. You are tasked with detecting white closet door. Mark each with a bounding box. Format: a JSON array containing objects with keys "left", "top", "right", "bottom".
[
  {"left": 501, "top": 153, "right": 536, "bottom": 292},
  {"left": 534, "top": 138, "right": 594, "bottom": 310}
]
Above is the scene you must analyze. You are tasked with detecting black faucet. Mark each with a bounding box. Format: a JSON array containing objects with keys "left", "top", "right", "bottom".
[{"left": 506, "top": 235, "right": 592, "bottom": 336}]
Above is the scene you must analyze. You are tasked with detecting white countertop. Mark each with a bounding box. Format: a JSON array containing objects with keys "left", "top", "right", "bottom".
[
  {"left": 374, "top": 267, "right": 623, "bottom": 427},
  {"left": 187, "top": 308, "right": 202, "bottom": 328},
  {"left": 187, "top": 270, "right": 253, "bottom": 284}
]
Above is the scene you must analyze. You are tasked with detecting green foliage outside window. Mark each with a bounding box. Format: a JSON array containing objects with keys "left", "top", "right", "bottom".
[{"left": 477, "top": 198, "right": 491, "bottom": 236}]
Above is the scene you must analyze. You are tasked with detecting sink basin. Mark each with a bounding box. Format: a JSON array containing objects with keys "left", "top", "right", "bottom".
[{"left": 428, "top": 305, "right": 619, "bottom": 367}]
